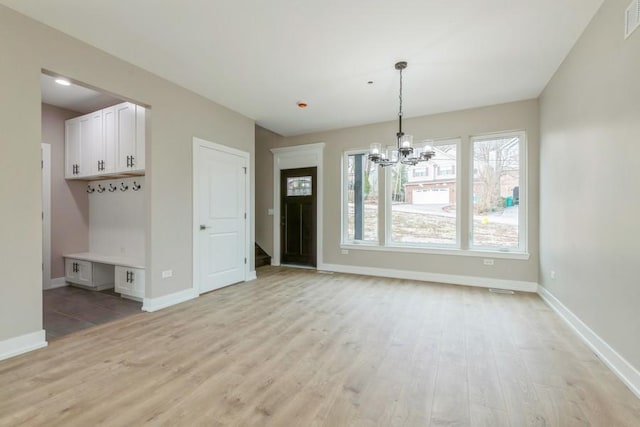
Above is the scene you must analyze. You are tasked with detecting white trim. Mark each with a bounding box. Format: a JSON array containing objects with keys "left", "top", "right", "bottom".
[
  {"left": 193, "top": 137, "right": 251, "bottom": 294},
  {"left": 318, "top": 262, "right": 537, "bottom": 292},
  {"left": 142, "top": 288, "right": 198, "bottom": 312},
  {"left": 271, "top": 143, "right": 325, "bottom": 267},
  {"left": 246, "top": 270, "right": 257, "bottom": 281},
  {"left": 41, "top": 143, "right": 51, "bottom": 289},
  {"left": 339, "top": 243, "right": 530, "bottom": 260},
  {"left": 538, "top": 286, "right": 640, "bottom": 399},
  {"left": 469, "top": 130, "right": 527, "bottom": 253},
  {"left": 43, "top": 277, "right": 68, "bottom": 290},
  {"left": 0, "top": 330, "right": 47, "bottom": 361}
]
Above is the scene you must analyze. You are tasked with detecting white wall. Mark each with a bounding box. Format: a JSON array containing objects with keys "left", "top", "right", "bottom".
[
  {"left": 257, "top": 99, "right": 539, "bottom": 284},
  {"left": 540, "top": 0, "right": 640, "bottom": 370},
  {"left": 89, "top": 177, "right": 145, "bottom": 262},
  {"left": 0, "top": 6, "right": 254, "bottom": 343}
]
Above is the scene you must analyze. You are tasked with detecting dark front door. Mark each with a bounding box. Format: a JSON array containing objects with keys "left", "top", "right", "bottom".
[{"left": 281, "top": 167, "right": 317, "bottom": 267}]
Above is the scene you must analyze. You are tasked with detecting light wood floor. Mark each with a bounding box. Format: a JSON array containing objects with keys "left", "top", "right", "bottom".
[{"left": 1, "top": 267, "right": 638, "bottom": 426}]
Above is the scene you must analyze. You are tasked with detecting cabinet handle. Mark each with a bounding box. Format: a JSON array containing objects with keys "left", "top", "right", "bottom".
[
  {"left": 126, "top": 156, "right": 130, "bottom": 168},
  {"left": 130, "top": 156, "right": 135, "bottom": 168}
]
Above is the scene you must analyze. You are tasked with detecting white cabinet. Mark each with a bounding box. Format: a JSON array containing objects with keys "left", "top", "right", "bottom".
[
  {"left": 65, "top": 258, "right": 114, "bottom": 290},
  {"left": 65, "top": 102, "right": 145, "bottom": 180},
  {"left": 115, "top": 266, "right": 145, "bottom": 300}
]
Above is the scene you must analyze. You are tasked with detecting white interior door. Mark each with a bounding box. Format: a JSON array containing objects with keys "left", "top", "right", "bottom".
[
  {"left": 197, "top": 143, "right": 247, "bottom": 293},
  {"left": 41, "top": 143, "right": 51, "bottom": 289}
]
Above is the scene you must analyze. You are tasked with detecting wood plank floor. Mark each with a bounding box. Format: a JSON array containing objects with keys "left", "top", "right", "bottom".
[{"left": 1, "top": 266, "right": 638, "bottom": 426}]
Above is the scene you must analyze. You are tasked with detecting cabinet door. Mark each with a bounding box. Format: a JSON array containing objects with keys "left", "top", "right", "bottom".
[
  {"left": 134, "top": 105, "right": 145, "bottom": 170},
  {"left": 115, "top": 266, "right": 145, "bottom": 298},
  {"left": 116, "top": 102, "right": 137, "bottom": 171},
  {"left": 65, "top": 118, "right": 81, "bottom": 178},
  {"left": 65, "top": 259, "right": 93, "bottom": 286},
  {"left": 88, "top": 111, "right": 103, "bottom": 175},
  {"left": 77, "top": 114, "right": 93, "bottom": 177},
  {"left": 102, "top": 107, "right": 117, "bottom": 174}
]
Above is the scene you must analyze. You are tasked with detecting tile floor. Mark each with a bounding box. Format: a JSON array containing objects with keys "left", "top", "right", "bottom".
[{"left": 43, "top": 286, "right": 142, "bottom": 340}]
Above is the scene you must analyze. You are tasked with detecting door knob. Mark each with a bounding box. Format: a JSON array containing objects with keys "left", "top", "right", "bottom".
[{"left": 200, "top": 225, "right": 211, "bottom": 230}]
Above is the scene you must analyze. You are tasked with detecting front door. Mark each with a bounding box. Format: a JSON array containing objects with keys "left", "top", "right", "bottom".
[
  {"left": 280, "top": 167, "right": 317, "bottom": 267},
  {"left": 197, "top": 143, "right": 247, "bottom": 293}
]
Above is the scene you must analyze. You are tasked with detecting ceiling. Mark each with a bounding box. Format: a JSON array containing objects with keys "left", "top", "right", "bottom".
[
  {"left": 3, "top": 0, "right": 603, "bottom": 136},
  {"left": 41, "top": 73, "right": 123, "bottom": 114}
]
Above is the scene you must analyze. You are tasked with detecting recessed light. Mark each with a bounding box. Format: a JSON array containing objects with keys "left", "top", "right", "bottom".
[
  {"left": 55, "top": 78, "right": 71, "bottom": 86},
  {"left": 297, "top": 101, "right": 308, "bottom": 108}
]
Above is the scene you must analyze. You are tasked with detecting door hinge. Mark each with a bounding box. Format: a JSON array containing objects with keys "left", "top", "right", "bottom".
[
  {"left": 244, "top": 257, "right": 247, "bottom": 264},
  {"left": 244, "top": 212, "right": 247, "bottom": 219},
  {"left": 243, "top": 166, "right": 247, "bottom": 174}
]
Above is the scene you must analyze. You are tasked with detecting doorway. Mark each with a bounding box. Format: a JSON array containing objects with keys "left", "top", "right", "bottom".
[
  {"left": 193, "top": 138, "right": 250, "bottom": 294},
  {"left": 41, "top": 143, "right": 51, "bottom": 289},
  {"left": 280, "top": 167, "right": 317, "bottom": 267}
]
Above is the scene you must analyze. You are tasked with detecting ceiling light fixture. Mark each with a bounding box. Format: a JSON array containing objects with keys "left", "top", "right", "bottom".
[
  {"left": 368, "top": 61, "right": 435, "bottom": 167},
  {"left": 55, "top": 78, "right": 71, "bottom": 86},
  {"left": 297, "top": 101, "right": 308, "bottom": 108}
]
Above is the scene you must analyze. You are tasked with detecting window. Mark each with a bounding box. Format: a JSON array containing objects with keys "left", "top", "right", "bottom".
[
  {"left": 343, "top": 152, "right": 378, "bottom": 242},
  {"left": 287, "top": 176, "right": 312, "bottom": 196},
  {"left": 388, "top": 141, "right": 459, "bottom": 246},
  {"left": 471, "top": 132, "right": 525, "bottom": 251},
  {"left": 341, "top": 131, "right": 527, "bottom": 256}
]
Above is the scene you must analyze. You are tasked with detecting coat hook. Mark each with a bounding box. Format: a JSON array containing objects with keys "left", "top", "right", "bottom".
[
  {"left": 109, "top": 183, "right": 117, "bottom": 192},
  {"left": 97, "top": 184, "right": 106, "bottom": 193},
  {"left": 132, "top": 181, "right": 142, "bottom": 191},
  {"left": 86, "top": 185, "right": 95, "bottom": 194},
  {"left": 120, "top": 182, "right": 129, "bottom": 191}
]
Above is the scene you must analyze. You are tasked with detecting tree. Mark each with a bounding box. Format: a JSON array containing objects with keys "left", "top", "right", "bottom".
[{"left": 473, "top": 137, "right": 519, "bottom": 214}]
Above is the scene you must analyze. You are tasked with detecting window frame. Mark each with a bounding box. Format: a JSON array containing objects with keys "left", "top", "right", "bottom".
[
  {"left": 384, "top": 138, "right": 462, "bottom": 250},
  {"left": 341, "top": 149, "right": 380, "bottom": 245},
  {"left": 468, "top": 130, "right": 527, "bottom": 253}
]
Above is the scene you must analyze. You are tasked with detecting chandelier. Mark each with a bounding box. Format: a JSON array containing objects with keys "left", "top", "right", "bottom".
[{"left": 368, "top": 61, "right": 435, "bottom": 167}]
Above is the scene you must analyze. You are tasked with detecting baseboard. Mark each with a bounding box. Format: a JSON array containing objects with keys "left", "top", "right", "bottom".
[
  {"left": 142, "top": 288, "right": 198, "bottom": 312},
  {"left": 0, "top": 330, "right": 47, "bottom": 362},
  {"left": 43, "top": 277, "right": 67, "bottom": 290},
  {"left": 538, "top": 285, "right": 640, "bottom": 399},
  {"left": 246, "top": 271, "right": 257, "bottom": 281},
  {"left": 317, "top": 263, "right": 538, "bottom": 292}
]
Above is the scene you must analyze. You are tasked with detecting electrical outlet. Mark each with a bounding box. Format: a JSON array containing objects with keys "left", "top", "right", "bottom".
[
  {"left": 550, "top": 270, "right": 556, "bottom": 280},
  {"left": 162, "top": 270, "right": 173, "bottom": 279},
  {"left": 483, "top": 259, "right": 494, "bottom": 266},
  {"left": 341, "top": 249, "right": 349, "bottom": 255},
  {"left": 267, "top": 208, "right": 274, "bottom": 216}
]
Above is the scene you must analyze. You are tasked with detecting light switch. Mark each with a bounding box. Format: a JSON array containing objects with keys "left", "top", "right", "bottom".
[{"left": 268, "top": 208, "right": 274, "bottom": 216}]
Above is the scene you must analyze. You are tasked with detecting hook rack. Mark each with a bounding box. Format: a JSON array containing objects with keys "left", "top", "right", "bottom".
[
  {"left": 109, "top": 183, "right": 117, "bottom": 192},
  {"left": 132, "top": 181, "right": 142, "bottom": 191},
  {"left": 97, "top": 184, "right": 106, "bottom": 193},
  {"left": 120, "top": 182, "right": 129, "bottom": 192},
  {"left": 86, "top": 185, "right": 95, "bottom": 194}
]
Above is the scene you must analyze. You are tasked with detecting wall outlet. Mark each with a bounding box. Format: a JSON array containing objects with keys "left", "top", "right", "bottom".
[
  {"left": 341, "top": 249, "right": 349, "bottom": 255},
  {"left": 550, "top": 270, "right": 556, "bottom": 280},
  {"left": 483, "top": 259, "right": 494, "bottom": 266},
  {"left": 161, "top": 270, "right": 173, "bottom": 279}
]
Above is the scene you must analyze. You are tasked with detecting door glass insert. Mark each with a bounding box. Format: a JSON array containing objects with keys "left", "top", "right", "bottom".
[{"left": 287, "top": 176, "right": 312, "bottom": 196}]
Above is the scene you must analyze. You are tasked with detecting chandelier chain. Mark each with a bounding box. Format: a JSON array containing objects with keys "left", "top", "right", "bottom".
[{"left": 398, "top": 68, "right": 403, "bottom": 118}]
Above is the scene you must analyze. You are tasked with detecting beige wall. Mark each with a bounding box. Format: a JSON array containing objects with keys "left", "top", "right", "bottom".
[
  {"left": 254, "top": 126, "right": 281, "bottom": 256},
  {"left": 540, "top": 0, "right": 640, "bottom": 370},
  {"left": 42, "top": 103, "right": 88, "bottom": 279},
  {"left": 0, "top": 6, "right": 255, "bottom": 342},
  {"left": 258, "top": 99, "right": 540, "bottom": 283}
]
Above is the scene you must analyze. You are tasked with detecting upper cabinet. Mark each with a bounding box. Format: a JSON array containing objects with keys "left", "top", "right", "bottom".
[{"left": 65, "top": 102, "right": 146, "bottom": 180}]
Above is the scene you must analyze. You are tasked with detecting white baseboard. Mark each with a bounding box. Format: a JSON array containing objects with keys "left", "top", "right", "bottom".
[
  {"left": 317, "top": 263, "right": 538, "bottom": 292},
  {"left": 246, "top": 271, "right": 257, "bottom": 281},
  {"left": 43, "top": 277, "right": 67, "bottom": 290},
  {"left": 142, "top": 288, "right": 198, "bottom": 312},
  {"left": 0, "top": 330, "right": 47, "bottom": 362},
  {"left": 538, "top": 285, "right": 640, "bottom": 399}
]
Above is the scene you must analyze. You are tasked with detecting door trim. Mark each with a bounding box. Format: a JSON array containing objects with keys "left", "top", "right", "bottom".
[
  {"left": 192, "top": 137, "right": 251, "bottom": 294},
  {"left": 271, "top": 143, "right": 325, "bottom": 267},
  {"left": 41, "top": 143, "right": 51, "bottom": 289}
]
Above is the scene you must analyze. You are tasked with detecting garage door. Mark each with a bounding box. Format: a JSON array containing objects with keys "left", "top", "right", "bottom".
[{"left": 412, "top": 188, "right": 449, "bottom": 204}]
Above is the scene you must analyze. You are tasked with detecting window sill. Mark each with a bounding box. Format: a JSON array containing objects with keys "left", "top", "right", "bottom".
[{"left": 340, "top": 243, "right": 530, "bottom": 260}]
